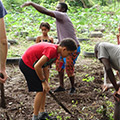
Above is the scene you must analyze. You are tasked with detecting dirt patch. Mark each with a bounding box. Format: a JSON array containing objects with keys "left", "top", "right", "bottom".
[{"left": 0, "top": 56, "right": 116, "bottom": 120}]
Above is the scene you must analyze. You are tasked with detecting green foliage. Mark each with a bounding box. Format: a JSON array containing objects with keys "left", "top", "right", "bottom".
[
  {"left": 5, "top": 1, "right": 120, "bottom": 59},
  {"left": 82, "top": 74, "right": 95, "bottom": 82},
  {"left": 2, "top": 0, "right": 26, "bottom": 12},
  {"left": 96, "top": 101, "right": 114, "bottom": 120}
]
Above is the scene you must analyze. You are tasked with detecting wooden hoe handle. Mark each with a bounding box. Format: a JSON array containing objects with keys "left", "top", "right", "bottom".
[{"left": 0, "top": 73, "right": 6, "bottom": 108}]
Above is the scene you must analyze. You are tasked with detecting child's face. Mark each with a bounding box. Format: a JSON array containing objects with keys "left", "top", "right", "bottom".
[
  {"left": 61, "top": 47, "right": 73, "bottom": 58},
  {"left": 41, "top": 26, "right": 49, "bottom": 36}
]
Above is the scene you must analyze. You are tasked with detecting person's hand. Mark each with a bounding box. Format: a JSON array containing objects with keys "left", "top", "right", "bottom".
[
  {"left": 0, "top": 71, "right": 8, "bottom": 83},
  {"left": 101, "top": 84, "right": 110, "bottom": 92},
  {"left": 42, "top": 81, "right": 50, "bottom": 92},
  {"left": 21, "top": 2, "right": 32, "bottom": 8}
]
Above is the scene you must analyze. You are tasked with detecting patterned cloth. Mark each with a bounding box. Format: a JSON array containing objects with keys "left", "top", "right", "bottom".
[{"left": 56, "top": 46, "right": 80, "bottom": 77}]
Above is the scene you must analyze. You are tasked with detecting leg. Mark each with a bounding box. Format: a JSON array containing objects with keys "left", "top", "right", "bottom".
[
  {"left": 39, "top": 91, "right": 46, "bottom": 112},
  {"left": 54, "top": 55, "right": 65, "bottom": 92},
  {"left": 114, "top": 101, "right": 120, "bottom": 120},
  {"left": 69, "top": 75, "right": 75, "bottom": 88},
  {"left": 54, "top": 69, "right": 65, "bottom": 92},
  {"left": 66, "top": 47, "right": 80, "bottom": 94},
  {"left": 114, "top": 88, "right": 120, "bottom": 120},
  {"left": 34, "top": 92, "right": 45, "bottom": 115},
  {"left": 59, "top": 69, "right": 64, "bottom": 88}
]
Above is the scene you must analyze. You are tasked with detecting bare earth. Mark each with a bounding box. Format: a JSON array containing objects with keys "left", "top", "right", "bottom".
[{"left": 0, "top": 55, "right": 116, "bottom": 120}]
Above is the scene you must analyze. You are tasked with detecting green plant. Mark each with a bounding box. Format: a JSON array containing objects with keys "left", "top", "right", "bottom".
[{"left": 82, "top": 74, "right": 95, "bottom": 82}]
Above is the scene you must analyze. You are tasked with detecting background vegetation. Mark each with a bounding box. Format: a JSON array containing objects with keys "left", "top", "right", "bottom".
[{"left": 3, "top": 0, "right": 120, "bottom": 57}]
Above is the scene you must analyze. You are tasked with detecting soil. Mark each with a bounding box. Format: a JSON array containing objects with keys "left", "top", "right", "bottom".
[{"left": 0, "top": 55, "right": 116, "bottom": 120}]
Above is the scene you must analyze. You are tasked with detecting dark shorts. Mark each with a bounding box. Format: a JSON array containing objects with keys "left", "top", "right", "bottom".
[{"left": 19, "top": 59, "right": 43, "bottom": 92}]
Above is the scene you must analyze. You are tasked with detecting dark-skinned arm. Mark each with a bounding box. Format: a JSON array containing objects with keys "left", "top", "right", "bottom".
[
  {"left": 101, "top": 58, "right": 119, "bottom": 91},
  {"left": 21, "top": 2, "right": 55, "bottom": 17}
]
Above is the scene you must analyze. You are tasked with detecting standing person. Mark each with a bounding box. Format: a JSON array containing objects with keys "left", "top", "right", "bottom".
[
  {"left": 36, "top": 22, "right": 54, "bottom": 43},
  {"left": 21, "top": 2, "right": 80, "bottom": 94},
  {"left": 94, "top": 42, "right": 120, "bottom": 120},
  {"left": 19, "top": 38, "right": 77, "bottom": 120},
  {"left": 0, "top": 0, "right": 8, "bottom": 83},
  {"left": 36, "top": 22, "right": 54, "bottom": 68}
]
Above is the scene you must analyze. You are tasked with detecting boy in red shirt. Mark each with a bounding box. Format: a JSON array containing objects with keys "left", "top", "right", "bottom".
[{"left": 19, "top": 38, "right": 77, "bottom": 120}]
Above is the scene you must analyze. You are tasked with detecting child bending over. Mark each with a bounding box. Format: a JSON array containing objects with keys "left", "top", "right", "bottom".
[{"left": 19, "top": 38, "right": 77, "bottom": 120}]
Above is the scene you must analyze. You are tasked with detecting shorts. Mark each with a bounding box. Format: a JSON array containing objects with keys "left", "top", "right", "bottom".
[
  {"left": 56, "top": 46, "right": 80, "bottom": 77},
  {"left": 19, "top": 59, "right": 43, "bottom": 92}
]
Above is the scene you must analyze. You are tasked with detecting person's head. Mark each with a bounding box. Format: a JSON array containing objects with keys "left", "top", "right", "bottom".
[
  {"left": 94, "top": 42, "right": 100, "bottom": 58},
  {"left": 59, "top": 38, "right": 77, "bottom": 58},
  {"left": 39, "top": 22, "right": 50, "bottom": 36},
  {"left": 56, "top": 2, "right": 68, "bottom": 12}
]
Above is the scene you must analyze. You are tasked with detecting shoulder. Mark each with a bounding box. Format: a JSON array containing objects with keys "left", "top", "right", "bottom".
[
  {"left": 53, "top": 11, "right": 67, "bottom": 19},
  {"left": 36, "top": 36, "right": 42, "bottom": 39},
  {"left": 48, "top": 37, "right": 54, "bottom": 43},
  {"left": 36, "top": 36, "right": 42, "bottom": 43},
  {"left": 49, "top": 36, "right": 53, "bottom": 40}
]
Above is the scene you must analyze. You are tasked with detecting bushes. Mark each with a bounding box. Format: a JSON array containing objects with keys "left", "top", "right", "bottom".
[
  {"left": 3, "top": 0, "right": 94, "bottom": 11},
  {"left": 2, "top": 0, "right": 118, "bottom": 12},
  {"left": 2, "top": 0, "right": 26, "bottom": 11},
  {"left": 2, "top": 0, "right": 58, "bottom": 11}
]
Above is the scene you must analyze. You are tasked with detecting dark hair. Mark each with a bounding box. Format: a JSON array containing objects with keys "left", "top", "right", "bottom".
[
  {"left": 94, "top": 42, "right": 100, "bottom": 53},
  {"left": 59, "top": 2, "right": 68, "bottom": 12},
  {"left": 60, "top": 38, "right": 77, "bottom": 51},
  {"left": 39, "top": 22, "right": 50, "bottom": 30}
]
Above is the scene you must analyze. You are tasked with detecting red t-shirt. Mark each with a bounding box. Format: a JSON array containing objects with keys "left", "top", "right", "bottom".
[{"left": 22, "top": 42, "right": 58, "bottom": 70}]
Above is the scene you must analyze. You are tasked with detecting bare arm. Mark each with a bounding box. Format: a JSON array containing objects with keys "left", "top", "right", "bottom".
[
  {"left": 0, "top": 18, "right": 8, "bottom": 83},
  {"left": 36, "top": 36, "right": 41, "bottom": 43},
  {"left": 21, "top": 2, "right": 55, "bottom": 17},
  {"left": 101, "top": 58, "right": 119, "bottom": 91},
  {"left": 43, "top": 67, "right": 49, "bottom": 82},
  {"left": 34, "top": 55, "right": 50, "bottom": 92},
  {"left": 50, "top": 37, "right": 54, "bottom": 43}
]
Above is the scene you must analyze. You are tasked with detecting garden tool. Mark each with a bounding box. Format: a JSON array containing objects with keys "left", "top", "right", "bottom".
[
  {"left": 49, "top": 90, "right": 80, "bottom": 120},
  {"left": 49, "top": 90, "right": 72, "bottom": 115},
  {"left": 0, "top": 73, "right": 6, "bottom": 108}
]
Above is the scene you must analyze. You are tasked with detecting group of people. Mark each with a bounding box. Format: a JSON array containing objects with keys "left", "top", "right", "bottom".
[{"left": 0, "top": 1, "right": 120, "bottom": 120}]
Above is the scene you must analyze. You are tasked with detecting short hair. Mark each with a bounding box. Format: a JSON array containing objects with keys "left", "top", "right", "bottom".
[
  {"left": 59, "top": 38, "right": 77, "bottom": 51},
  {"left": 39, "top": 22, "right": 50, "bottom": 30},
  {"left": 59, "top": 2, "right": 68, "bottom": 12},
  {"left": 94, "top": 42, "right": 100, "bottom": 53},
  {"left": 94, "top": 42, "right": 100, "bottom": 58}
]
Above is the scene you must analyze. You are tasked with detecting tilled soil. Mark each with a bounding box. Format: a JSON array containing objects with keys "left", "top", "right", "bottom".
[{"left": 0, "top": 56, "right": 116, "bottom": 120}]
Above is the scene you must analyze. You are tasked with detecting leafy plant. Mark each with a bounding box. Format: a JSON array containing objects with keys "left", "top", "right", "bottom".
[{"left": 82, "top": 74, "right": 95, "bottom": 82}]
